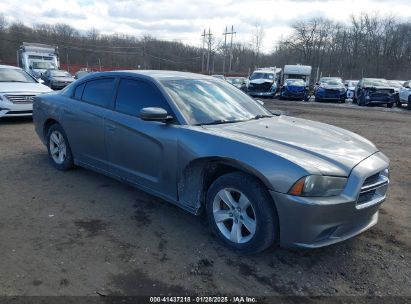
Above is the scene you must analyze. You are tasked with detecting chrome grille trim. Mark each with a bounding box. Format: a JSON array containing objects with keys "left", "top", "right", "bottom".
[
  {"left": 5, "top": 94, "right": 35, "bottom": 104},
  {"left": 356, "top": 169, "right": 389, "bottom": 210}
]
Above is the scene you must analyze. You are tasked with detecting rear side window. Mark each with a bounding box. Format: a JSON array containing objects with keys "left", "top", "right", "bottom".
[
  {"left": 82, "top": 78, "right": 115, "bottom": 108},
  {"left": 73, "top": 83, "right": 85, "bottom": 100},
  {"left": 115, "top": 79, "right": 172, "bottom": 116}
]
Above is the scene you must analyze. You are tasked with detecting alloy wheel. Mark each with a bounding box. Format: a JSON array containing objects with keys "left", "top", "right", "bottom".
[
  {"left": 212, "top": 188, "right": 257, "bottom": 244},
  {"left": 49, "top": 130, "right": 67, "bottom": 165}
]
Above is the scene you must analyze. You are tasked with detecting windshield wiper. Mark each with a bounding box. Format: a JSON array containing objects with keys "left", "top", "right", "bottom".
[
  {"left": 253, "top": 114, "right": 274, "bottom": 120},
  {"left": 196, "top": 119, "right": 248, "bottom": 126},
  {"left": 0, "top": 80, "right": 29, "bottom": 83}
]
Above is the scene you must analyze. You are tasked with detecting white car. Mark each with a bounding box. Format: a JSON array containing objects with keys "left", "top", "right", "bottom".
[
  {"left": 0, "top": 65, "right": 52, "bottom": 117},
  {"left": 344, "top": 80, "right": 358, "bottom": 99},
  {"left": 398, "top": 80, "right": 411, "bottom": 109}
]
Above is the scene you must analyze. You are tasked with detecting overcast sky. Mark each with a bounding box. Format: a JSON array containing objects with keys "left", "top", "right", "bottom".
[{"left": 1, "top": 0, "right": 410, "bottom": 52}]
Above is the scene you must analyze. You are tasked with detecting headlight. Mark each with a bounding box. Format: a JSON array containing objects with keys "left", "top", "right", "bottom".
[{"left": 289, "top": 175, "right": 347, "bottom": 197}]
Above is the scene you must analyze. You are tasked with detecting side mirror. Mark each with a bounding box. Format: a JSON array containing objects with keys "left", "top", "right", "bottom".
[{"left": 139, "top": 107, "right": 172, "bottom": 122}]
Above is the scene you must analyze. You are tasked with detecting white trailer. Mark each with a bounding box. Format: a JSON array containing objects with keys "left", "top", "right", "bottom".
[
  {"left": 17, "top": 42, "right": 59, "bottom": 79},
  {"left": 283, "top": 65, "right": 312, "bottom": 85}
]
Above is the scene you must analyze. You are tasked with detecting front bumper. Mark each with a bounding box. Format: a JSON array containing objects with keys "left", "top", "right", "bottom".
[
  {"left": 248, "top": 91, "right": 275, "bottom": 97},
  {"left": 281, "top": 90, "right": 306, "bottom": 99},
  {"left": 316, "top": 90, "right": 346, "bottom": 101},
  {"left": 270, "top": 152, "right": 389, "bottom": 249},
  {"left": 0, "top": 100, "right": 33, "bottom": 117}
]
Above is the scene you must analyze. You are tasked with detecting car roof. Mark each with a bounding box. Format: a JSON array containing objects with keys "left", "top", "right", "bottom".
[
  {"left": 253, "top": 70, "right": 274, "bottom": 73},
  {"left": 0, "top": 64, "right": 22, "bottom": 70},
  {"left": 80, "top": 70, "right": 215, "bottom": 82}
]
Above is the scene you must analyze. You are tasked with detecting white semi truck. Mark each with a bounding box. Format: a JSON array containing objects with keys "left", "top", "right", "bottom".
[
  {"left": 283, "top": 65, "right": 312, "bottom": 85},
  {"left": 17, "top": 42, "right": 59, "bottom": 79}
]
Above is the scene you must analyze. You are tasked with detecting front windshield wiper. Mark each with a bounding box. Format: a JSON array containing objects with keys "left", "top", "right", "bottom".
[
  {"left": 0, "top": 80, "right": 29, "bottom": 83},
  {"left": 252, "top": 114, "right": 275, "bottom": 120},
  {"left": 195, "top": 119, "right": 248, "bottom": 126}
]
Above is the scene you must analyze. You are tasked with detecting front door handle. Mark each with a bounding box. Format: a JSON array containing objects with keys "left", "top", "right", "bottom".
[{"left": 106, "top": 124, "right": 117, "bottom": 132}]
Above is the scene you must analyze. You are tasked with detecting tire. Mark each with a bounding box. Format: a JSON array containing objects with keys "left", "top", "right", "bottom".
[
  {"left": 206, "top": 172, "right": 279, "bottom": 254},
  {"left": 408, "top": 96, "right": 411, "bottom": 110},
  {"left": 396, "top": 101, "right": 402, "bottom": 107},
  {"left": 359, "top": 93, "right": 366, "bottom": 106},
  {"left": 46, "top": 123, "right": 74, "bottom": 171},
  {"left": 387, "top": 103, "right": 393, "bottom": 108}
]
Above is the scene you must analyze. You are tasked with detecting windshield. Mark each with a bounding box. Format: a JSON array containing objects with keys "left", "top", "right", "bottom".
[
  {"left": 50, "top": 70, "right": 71, "bottom": 77},
  {"left": 0, "top": 68, "right": 36, "bottom": 83},
  {"left": 162, "top": 79, "right": 272, "bottom": 125},
  {"left": 286, "top": 79, "right": 305, "bottom": 86},
  {"left": 388, "top": 81, "right": 404, "bottom": 88},
  {"left": 320, "top": 77, "right": 342, "bottom": 83},
  {"left": 363, "top": 79, "right": 389, "bottom": 87},
  {"left": 324, "top": 79, "right": 343, "bottom": 86},
  {"left": 250, "top": 72, "right": 274, "bottom": 80},
  {"left": 227, "top": 78, "right": 244, "bottom": 84},
  {"left": 31, "top": 61, "right": 56, "bottom": 70}
]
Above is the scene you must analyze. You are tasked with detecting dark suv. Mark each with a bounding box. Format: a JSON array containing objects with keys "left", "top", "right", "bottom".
[{"left": 354, "top": 78, "right": 395, "bottom": 108}]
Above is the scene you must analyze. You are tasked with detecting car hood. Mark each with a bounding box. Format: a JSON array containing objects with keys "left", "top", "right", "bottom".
[
  {"left": 205, "top": 116, "right": 378, "bottom": 176},
  {"left": 52, "top": 76, "right": 75, "bottom": 82},
  {"left": 0, "top": 82, "right": 52, "bottom": 93},
  {"left": 320, "top": 84, "right": 344, "bottom": 89},
  {"left": 250, "top": 79, "right": 274, "bottom": 85}
]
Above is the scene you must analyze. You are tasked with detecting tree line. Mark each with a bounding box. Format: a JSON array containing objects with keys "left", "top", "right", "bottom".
[{"left": 0, "top": 13, "right": 410, "bottom": 80}]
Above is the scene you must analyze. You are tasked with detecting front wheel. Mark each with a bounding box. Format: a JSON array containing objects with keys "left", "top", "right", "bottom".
[
  {"left": 206, "top": 172, "right": 279, "bottom": 254},
  {"left": 46, "top": 124, "right": 74, "bottom": 171}
]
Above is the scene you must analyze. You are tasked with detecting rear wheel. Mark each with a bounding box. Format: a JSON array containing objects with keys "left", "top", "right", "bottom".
[
  {"left": 387, "top": 103, "right": 393, "bottom": 108},
  {"left": 46, "top": 124, "right": 74, "bottom": 171},
  {"left": 206, "top": 172, "right": 278, "bottom": 254}
]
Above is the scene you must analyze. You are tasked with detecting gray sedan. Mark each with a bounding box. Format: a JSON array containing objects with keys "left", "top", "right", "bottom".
[{"left": 33, "top": 71, "right": 390, "bottom": 254}]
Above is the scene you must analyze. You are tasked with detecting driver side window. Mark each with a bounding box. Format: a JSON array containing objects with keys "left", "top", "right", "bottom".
[{"left": 114, "top": 78, "right": 173, "bottom": 118}]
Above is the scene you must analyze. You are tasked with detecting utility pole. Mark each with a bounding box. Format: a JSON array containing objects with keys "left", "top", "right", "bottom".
[
  {"left": 205, "top": 28, "right": 213, "bottom": 74},
  {"left": 201, "top": 29, "right": 206, "bottom": 73},
  {"left": 228, "top": 25, "right": 236, "bottom": 73},
  {"left": 66, "top": 52, "right": 70, "bottom": 73},
  {"left": 222, "top": 26, "right": 228, "bottom": 74}
]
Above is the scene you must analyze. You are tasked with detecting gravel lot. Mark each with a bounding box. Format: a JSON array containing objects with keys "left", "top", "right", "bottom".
[{"left": 0, "top": 100, "right": 410, "bottom": 298}]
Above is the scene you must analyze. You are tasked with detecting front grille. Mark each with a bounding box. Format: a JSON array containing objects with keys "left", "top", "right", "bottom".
[
  {"left": 5, "top": 94, "right": 35, "bottom": 104},
  {"left": 248, "top": 82, "right": 272, "bottom": 92},
  {"left": 356, "top": 169, "right": 389, "bottom": 209}
]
